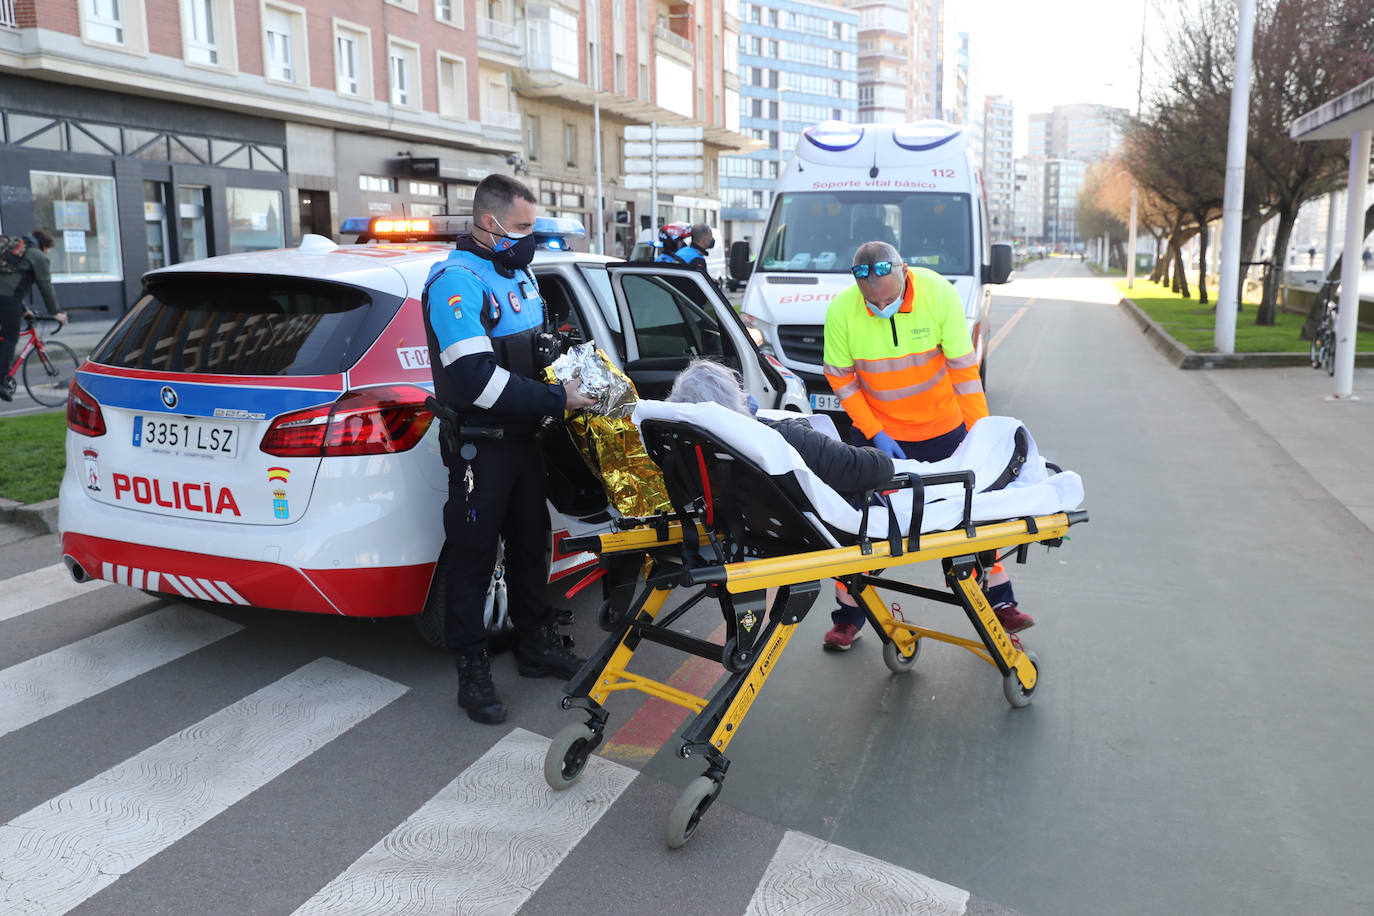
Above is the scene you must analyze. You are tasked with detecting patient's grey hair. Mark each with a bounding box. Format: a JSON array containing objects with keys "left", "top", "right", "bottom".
[
  {"left": 853, "top": 241, "right": 902, "bottom": 268},
  {"left": 666, "top": 359, "right": 751, "bottom": 415}
]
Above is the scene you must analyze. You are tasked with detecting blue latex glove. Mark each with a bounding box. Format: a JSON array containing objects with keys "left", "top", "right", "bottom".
[{"left": 872, "top": 431, "right": 906, "bottom": 460}]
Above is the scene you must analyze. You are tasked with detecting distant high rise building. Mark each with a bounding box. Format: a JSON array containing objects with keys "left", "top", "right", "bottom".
[
  {"left": 724, "top": 0, "right": 860, "bottom": 245},
  {"left": 949, "top": 31, "right": 970, "bottom": 125},
  {"left": 1013, "top": 157, "right": 1047, "bottom": 243},
  {"left": 982, "top": 96, "right": 1014, "bottom": 241},
  {"left": 1025, "top": 103, "right": 1127, "bottom": 161},
  {"left": 850, "top": 0, "right": 919, "bottom": 123},
  {"left": 1045, "top": 158, "right": 1087, "bottom": 249}
]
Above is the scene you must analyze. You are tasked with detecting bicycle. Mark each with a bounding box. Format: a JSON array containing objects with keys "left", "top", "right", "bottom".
[
  {"left": 1309, "top": 299, "right": 1337, "bottom": 377},
  {"left": 4, "top": 316, "right": 80, "bottom": 407}
]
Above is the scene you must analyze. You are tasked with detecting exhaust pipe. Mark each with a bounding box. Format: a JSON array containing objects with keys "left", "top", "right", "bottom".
[{"left": 63, "top": 555, "right": 90, "bottom": 583}]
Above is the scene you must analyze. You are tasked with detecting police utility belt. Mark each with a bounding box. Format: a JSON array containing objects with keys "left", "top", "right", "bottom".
[{"left": 424, "top": 397, "right": 504, "bottom": 460}]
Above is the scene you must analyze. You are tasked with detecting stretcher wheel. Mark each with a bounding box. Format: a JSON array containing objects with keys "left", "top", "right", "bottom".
[
  {"left": 666, "top": 775, "right": 722, "bottom": 849},
  {"left": 544, "top": 723, "right": 601, "bottom": 790},
  {"left": 1003, "top": 649, "right": 1039, "bottom": 708},
  {"left": 882, "top": 637, "right": 922, "bottom": 674},
  {"left": 596, "top": 599, "right": 614, "bottom": 631}
]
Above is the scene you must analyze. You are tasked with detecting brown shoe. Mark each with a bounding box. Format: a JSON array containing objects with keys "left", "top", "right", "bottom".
[
  {"left": 993, "top": 602, "right": 1035, "bottom": 634},
  {"left": 822, "top": 621, "right": 862, "bottom": 651}
]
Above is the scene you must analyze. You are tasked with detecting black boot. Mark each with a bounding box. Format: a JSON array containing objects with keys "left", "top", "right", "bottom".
[
  {"left": 516, "top": 625, "right": 587, "bottom": 679},
  {"left": 456, "top": 650, "right": 506, "bottom": 724}
]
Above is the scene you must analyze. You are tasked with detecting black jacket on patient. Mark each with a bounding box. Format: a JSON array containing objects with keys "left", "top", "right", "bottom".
[{"left": 762, "top": 417, "right": 894, "bottom": 506}]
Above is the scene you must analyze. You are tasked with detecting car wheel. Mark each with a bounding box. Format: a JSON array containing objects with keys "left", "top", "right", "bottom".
[{"left": 414, "top": 551, "right": 448, "bottom": 649}]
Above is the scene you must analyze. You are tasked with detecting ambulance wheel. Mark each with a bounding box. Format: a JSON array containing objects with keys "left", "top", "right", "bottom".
[
  {"left": 882, "top": 637, "right": 921, "bottom": 674},
  {"left": 666, "top": 776, "right": 722, "bottom": 849},
  {"left": 1003, "top": 649, "right": 1039, "bottom": 708},
  {"left": 544, "top": 722, "right": 601, "bottom": 790}
]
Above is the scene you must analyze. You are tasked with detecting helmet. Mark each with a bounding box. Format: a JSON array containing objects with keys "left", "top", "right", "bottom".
[{"left": 658, "top": 222, "right": 691, "bottom": 246}]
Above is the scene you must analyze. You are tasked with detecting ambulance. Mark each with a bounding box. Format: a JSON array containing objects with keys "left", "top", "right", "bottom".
[{"left": 739, "top": 120, "right": 1013, "bottom": 416}]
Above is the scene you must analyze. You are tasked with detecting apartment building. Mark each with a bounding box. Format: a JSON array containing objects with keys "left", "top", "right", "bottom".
[
  {"left": 982, "top": 95, "right": 1013, "bottom": 241},
  {"left": 721, "top": 0, "right": 858, "bottom": 246},
  {"left": 1025, "top": 102, "right": 1127, "bottom": 162},
  {"left": 0, "top": 0, "right": 750, "bottom": 313},
  {"left": 1012, "top": 155, "right": 1045, "bottom": 243},
  {"left": 1044, "top": 157, "right": 1086, "bottom": 249}
]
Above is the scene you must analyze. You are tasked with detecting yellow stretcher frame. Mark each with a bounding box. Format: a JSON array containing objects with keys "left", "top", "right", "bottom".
[{"left": 542, "top": 506, "right": 1086, "bottom": 848}]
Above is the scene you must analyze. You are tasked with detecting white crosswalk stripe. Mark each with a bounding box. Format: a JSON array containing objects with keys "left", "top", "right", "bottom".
[
  {"left": 0, "top": 605, "right": 243, "bottom": 739},
  {"left": 0, "top": 564, "right": 111, "bottom": 623},
  {"left": 0, "top": 658, "right": 407, "bottom": 916},
  {"left": 293, "top": 728, "right": 637, "bottom": 916},
  {"left": 746, "top": 831, "right": 970, "bottom": 915}
]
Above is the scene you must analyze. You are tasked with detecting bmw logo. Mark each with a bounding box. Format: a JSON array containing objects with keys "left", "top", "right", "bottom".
[{"left": 160, "top": 386, "right": 178, "bottom": 409}]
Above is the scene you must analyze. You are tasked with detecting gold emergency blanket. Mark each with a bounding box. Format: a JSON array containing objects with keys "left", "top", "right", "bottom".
[{"left": 545, "top": 344, "right": 670, "bottom": 517}]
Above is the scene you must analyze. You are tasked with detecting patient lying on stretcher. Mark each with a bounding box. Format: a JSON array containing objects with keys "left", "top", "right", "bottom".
[{"left": 643, "top": 360, "right": 1085, "bottom": 544}]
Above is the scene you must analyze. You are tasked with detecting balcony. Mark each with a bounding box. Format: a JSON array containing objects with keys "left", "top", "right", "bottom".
[
  {"left": 654, "top": 21, "right": 693, "bottom": 66},
  {"left": 478, "top": 16, "right": 521, "bottom": 64},
  {"left": 481, "top": 109, "right": 522, "bottom": 132},
  {"left": 524, "top": 16, "right": 580, "bottom": 80}
]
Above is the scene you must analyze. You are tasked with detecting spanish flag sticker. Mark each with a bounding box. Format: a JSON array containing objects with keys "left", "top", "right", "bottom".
[{"left": 447, "top": 294, "right": 462, "bottom": 307}]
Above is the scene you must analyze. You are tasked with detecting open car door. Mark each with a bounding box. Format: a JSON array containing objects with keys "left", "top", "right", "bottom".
[{"left": 604, "top": 263, "right": 789, "bottom": 405}]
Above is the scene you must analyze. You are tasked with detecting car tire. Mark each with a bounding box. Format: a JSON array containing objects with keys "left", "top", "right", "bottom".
[{"left": 415, "top": 550, "right": 448, "bottom": 649}]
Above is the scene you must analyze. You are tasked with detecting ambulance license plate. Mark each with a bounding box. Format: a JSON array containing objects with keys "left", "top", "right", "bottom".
[
  {"left": 809, "top": 393, "right": 841, "bottom": 411},
  {"left": 133, "top": 416, "right": 238, "bottom": 458}
]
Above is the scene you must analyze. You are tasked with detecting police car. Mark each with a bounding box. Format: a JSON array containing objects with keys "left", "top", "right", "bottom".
[{"left": 58, "top": 216, "right": 806, "bottom": 642}]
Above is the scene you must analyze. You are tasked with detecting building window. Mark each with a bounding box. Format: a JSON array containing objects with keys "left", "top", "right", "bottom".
[
  {"left": 30, "top": 171, "right": 123, "bottom": 282},
  {"left": 410, "top": 181, "right": 443, "bottom": 197},
  {"left": 527, "top": 115, "right": 541, "bottom": 161},
  {"left": 359, "top": 175, "right": 397, "bottom": 193},
  {"left": 336, "top": 34, "right": 359, "bottom": 95},
  {"left": 178, "top": 186, "right": 209, "bottom": 262},
  {"left": 388, "top": 39, "right": 421, "bottom": 109},
  {"left": 437, "top": 54, "right": 467, "bottom": 119},
  {"left": 263, "top": 4, "right": 306, "bottom": 85},
  {"left": 227, "top": 187, "right": 284, "bottom": 253},
  {"left": 564, "top": 123, "right": 577, "bottom": 167},
  {"left": 185, "top": 0, "right": 217, "bottom": 64},
  {"left": 86, "top": 0, "right": 125, "bottom": 45},
  {"left": 435, "top": 0, "right": 453, "bottom": 22}
]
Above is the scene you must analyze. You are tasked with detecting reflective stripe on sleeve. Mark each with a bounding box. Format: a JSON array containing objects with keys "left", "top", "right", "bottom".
[
  {"left": 438, "top": 336, "right": 494, "bottom": 367},
  {"left": 945, "top": 351, "right": 979, "bottom": 370},
  {"left": 473, "top": 366, "right": 511, "bottom": 408},
  {"left": 952, "top": 378, "right": 984, "bottom": 395}
]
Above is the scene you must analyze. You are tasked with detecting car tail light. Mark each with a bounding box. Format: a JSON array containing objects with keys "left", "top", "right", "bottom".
[
  {"left": 260, "top": 385, "right": 435, "bottom": 457},
  {"left": 67, "top": 378, "right": 106, "bottom": 437}
]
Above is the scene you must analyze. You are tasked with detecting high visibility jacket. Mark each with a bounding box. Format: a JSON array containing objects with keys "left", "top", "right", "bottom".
[{"left": 822, "top": 266, "right": 987, "bottom": 442}]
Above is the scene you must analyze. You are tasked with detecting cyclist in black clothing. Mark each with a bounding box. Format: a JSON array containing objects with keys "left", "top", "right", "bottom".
[{"left": 0, "top": 229, "right": 68, "bottom": 401}]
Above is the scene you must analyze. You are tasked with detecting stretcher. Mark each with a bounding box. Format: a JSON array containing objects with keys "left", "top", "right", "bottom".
[{"left": 543, "top": 402, "right": 1088, "bottom": 848}]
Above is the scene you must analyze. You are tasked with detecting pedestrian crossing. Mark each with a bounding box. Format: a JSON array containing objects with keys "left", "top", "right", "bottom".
[
  {"left": 0, "top": 560, "right": 986, "bottom": 916},
  {"left": 0, "top": 563, "right": 109, "bottom": 622}
]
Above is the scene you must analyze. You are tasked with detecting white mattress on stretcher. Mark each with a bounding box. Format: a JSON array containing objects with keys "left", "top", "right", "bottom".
[{"left": 633, "top": 400, "right": 1085, "bottom": 544}]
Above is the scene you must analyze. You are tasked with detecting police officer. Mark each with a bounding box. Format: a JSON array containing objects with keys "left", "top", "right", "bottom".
[
  {"left": 655, "top": 223, "right": 690, "bottom": 263},
  {"left": 675, "top": 223, "right": 715, "bottom": 272},
  {"left": 422, "top": 174, "right": 596, "bottom": 724}
]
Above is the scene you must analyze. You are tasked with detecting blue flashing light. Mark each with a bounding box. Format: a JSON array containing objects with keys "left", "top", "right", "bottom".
[
  {"left": 340, "top": 217, "right": 371, "bottom": 234},
  {"left": 803, "top": 121, "right": 865, "bottom": 152},
  {"left": 533, "top": 216, "right": 585, "bottom": 240},
  {"left": 892, "top": 121, "right": 960, "bottom": 151}
]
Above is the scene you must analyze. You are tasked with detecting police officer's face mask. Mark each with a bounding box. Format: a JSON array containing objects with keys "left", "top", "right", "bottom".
[{"left": 488, "top": 215, "right": 537, "bottom": 269}]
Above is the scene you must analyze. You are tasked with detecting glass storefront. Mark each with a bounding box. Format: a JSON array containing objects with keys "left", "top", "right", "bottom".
[
  {"left": 227, "top": 187, "right": 284, "bottom": 253},
  {"left": 29, "top": 171, "right": 123, "bottom": 281},
  {"left": 179, "top": 186, "right": 209, "bottom": 261}
]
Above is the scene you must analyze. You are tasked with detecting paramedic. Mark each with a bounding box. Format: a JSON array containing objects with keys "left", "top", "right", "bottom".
[
  {"left": 422, "top": 173, "right": 595, "bottom": 725},
  {"left": 820, "top": 241, "right": 1034, "bottom": 651},
  {"left": 0, "top": 229, "right": 67, "bottom": 402},
  {"left": 665, "top": 358, "right": 894, "bottom": 503}
]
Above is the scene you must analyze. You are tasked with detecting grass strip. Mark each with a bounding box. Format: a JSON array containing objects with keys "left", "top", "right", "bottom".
[{"left": 0, "top": 410, "right": 68, "bottom": 505}]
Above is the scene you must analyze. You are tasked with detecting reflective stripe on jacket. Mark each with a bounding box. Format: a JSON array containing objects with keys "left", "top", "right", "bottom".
[{"left": 822, "top": 266, "right": 986, "bottom": 442}]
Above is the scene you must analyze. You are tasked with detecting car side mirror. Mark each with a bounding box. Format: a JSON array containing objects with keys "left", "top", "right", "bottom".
[
  {"left": 986, "top": 243, "right": 1013, "bottom": 284},
  {"left": 729, "top": 240, "right": 753, "bottom": 281}
]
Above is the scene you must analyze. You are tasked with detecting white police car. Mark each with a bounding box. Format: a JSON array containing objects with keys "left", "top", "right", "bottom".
[{"left": 59, "top": 216, "right": 807, "bottom": 641}]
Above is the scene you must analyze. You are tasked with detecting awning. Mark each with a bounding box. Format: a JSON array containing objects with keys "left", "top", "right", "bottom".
[{"left": 1290, "top": 78, "right": 1374, "bottom": 141}]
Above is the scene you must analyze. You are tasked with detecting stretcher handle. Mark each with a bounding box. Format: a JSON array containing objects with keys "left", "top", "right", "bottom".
[{"left": 1065, "top": 509, "right": 1090, "bottom": 526}]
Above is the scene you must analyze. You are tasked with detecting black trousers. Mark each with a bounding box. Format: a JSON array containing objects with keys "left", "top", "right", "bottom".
[
  {"left": 0, "top": 294, "right": 21, "bottom": 380},
  {"left": 441, "top": 437, "right": 554, "bottom": 654}
]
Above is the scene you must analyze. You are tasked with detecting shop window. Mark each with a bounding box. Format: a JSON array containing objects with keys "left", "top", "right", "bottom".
[
  {"left": 212, "top": 139, "right": 251, "bottom": 170},
  {"left": 437, "top": 54, "right": 468, "bottom": 120},
  {"left": 409, "top": 181, "right": 443, "bottom": 197},
  {"left": 29, "top": 171, "right": 124, "bottom": 282},
  {"left": 179, "top": 186, "right": 210, "bottom": 262},
  {"left": 126, "top": 129, "right": 169, "bottom": 160},
  {"left": 144, "top": 182, "right": 171, "bottom": 271},
  {"left": 171, "top": 135, "right": 211, "bottom": 165},
  {"left": 227, "top": 187, "right": 285, "bottom": 253},
  {"left": 9, "top": 115, "right": 62, "bottom": 151}
]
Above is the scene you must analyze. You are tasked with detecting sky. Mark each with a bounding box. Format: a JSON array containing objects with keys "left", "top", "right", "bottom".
[{"left": 954, "top": 0, "right": 1154, "bottom": 156}]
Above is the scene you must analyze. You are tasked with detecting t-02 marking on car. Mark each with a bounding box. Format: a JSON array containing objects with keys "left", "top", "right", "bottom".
[{"left": 59, "top": 216, "right": 808, "bottom": 640}]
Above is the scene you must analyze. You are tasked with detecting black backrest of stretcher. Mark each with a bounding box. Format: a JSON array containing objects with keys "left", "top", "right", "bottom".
[{"left": 639, "top": 419, "right": 837, "bottom": 556}]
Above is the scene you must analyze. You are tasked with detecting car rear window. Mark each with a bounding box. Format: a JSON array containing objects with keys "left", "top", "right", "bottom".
[{"left": 93, "top": 274, "right": 404, "bottom": 376}]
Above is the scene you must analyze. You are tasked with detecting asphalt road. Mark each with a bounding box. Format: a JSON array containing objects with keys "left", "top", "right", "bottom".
[{"left": 3, "top": 257, "right": 1371, "bottom": 914}]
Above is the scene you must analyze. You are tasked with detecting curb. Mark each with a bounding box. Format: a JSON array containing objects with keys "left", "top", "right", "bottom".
[
  {"left": 1116, "top": 297, "right": 1374, "bottom": 370},
  {"left": 0, "top": 497, "right": 59, "bottom": 535}
]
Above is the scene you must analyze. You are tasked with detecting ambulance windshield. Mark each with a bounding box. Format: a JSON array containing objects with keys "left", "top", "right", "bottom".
[{"left": 756, "top": 191, "right": 973, "bottom": 277}]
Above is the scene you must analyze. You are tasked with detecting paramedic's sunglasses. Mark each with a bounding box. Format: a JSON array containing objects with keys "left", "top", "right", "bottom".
[{"left": 851, "top": 261, "right": 894, "bottom": 280}]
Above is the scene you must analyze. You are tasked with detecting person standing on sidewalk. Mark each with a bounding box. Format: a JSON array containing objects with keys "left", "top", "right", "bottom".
[
  {"left": 819, "top": 241, "right": 1033, "bottom": 651},
  {"left": 0, "top": 229, "right": 67, "bottom": 402},
  {"left": 422, "top": 174, "right": 595, "bottom": 724}
]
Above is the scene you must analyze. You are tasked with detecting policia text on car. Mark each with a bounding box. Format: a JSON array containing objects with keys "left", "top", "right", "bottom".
[{"left": 421, "top": 174, "right": 596, "bottom": 724}]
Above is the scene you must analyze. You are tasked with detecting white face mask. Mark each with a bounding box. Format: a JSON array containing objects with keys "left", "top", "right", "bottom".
[{"left": 866, "top": 294, "right": 903, "bottom": 319}]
